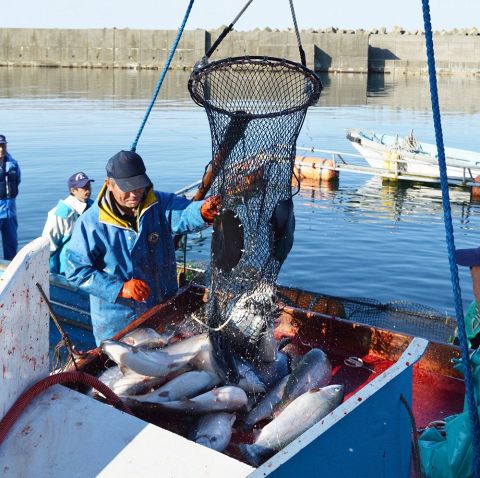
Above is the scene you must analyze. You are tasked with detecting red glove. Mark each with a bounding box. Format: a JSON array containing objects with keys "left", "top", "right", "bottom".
[
  {"left": 200, "top": 195, "right": 221, "bottom": 223},
  {"left": 118, "top": 279, "right": 151, "bottom": 302}
]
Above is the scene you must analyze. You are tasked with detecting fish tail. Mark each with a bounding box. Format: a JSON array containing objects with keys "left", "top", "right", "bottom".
[
  {"left": 209, "top": 330, "right": 240, "bottom": 382},
  {"left": 238, "top": 443, "right": 272, "bottom": 467}
]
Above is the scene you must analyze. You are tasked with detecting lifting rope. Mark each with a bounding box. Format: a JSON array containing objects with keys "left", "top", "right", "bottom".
[
  {"left": 130, "top": 0, "right": 195, "bottom": 152},
  {"left": 288, "top": 0, "right": 306, "bottom": 67},
  {"left": 421, "top": 2, "right": 480, "bottom": 476}
]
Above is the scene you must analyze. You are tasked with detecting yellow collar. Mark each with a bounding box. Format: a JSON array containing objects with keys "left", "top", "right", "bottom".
[{"left": 97, "top": 183, "right": 158, "bottom": 229}]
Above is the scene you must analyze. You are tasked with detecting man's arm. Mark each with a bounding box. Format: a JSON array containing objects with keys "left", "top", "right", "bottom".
[
  {"left": 64, "top": 218, "right": 124, "bottom": 303},
  {"left": 160, "top": 192, "right": 206, "bottom": 235}
]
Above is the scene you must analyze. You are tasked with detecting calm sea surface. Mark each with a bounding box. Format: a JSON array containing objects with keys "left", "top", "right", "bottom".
[{"left": 1, "top": 67, "right": 480, "bottom": 317}]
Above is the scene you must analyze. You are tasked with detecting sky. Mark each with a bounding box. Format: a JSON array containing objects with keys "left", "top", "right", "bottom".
[{"left": 3, "top": 1, "right": 480, "bottom": 32}]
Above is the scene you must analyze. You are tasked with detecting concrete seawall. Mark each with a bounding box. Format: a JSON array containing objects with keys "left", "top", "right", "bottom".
[{"left": 0, "top": 27, "right": 479, "bottom": 74}]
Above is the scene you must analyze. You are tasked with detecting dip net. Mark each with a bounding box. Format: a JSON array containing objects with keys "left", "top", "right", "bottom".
[{"left": 189, "top": 56, "right": 321, "bottom": 378}]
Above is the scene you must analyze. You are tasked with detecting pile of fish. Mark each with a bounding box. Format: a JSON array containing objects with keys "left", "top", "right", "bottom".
[{"left": 95, "top": 326, "right": 344, "bottom": 467}]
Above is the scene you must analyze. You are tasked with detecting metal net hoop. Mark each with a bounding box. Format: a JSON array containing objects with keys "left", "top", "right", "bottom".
[{"left": 188, "top": 56, "right": 321, "bottom": 118}]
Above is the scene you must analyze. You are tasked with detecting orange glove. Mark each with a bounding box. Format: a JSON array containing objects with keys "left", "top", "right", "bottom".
[
  {"left": 118, "top": 279, "right": 151, "bottom": 302},
  {"left": 200, "top": 195, "right": 221, "bottom": 223}
]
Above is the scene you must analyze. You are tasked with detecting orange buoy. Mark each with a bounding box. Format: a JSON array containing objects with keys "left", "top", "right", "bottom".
[
  {"left": 294, "top": 156, "right": 338, "bottom": 182},
  {"left": 471, "top": 176, "right": 480, "bottom": 201}
]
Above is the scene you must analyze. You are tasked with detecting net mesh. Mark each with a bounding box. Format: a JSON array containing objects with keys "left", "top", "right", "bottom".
[{"left": 189, "top": 56, "right": 321, "bottom": 377}]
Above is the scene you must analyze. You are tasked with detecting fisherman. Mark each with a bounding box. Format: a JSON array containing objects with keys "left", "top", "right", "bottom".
[
  {"left": 42, "top": 172, "right": 95, "bottom": 274},
  {"left": 455, "top": 246, "right": 480, "bottom": 348},
  {"left": 0, "top": 134, "right": 21, "bottom": 260},
  {"left": 64, "top": 150, "right": 220, "bottom": 345}
]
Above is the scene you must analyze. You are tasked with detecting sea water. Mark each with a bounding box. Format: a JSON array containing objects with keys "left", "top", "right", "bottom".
[{"left": 1, "top": 67, "right": 480, "bottom": 319}]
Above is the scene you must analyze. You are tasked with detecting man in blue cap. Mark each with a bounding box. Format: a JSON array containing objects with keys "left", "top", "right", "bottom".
[
  {"left": 455, "top": 246, "right": 480, "bottom": 348},
  {"left": 65, "top": 150, "right": 220, "bottom": 345},
  {"left": 42, "top": 172, "right": 94, "bottom": 274},
  {"left": 0, "top": 134, "right": 21, "bottom": 260}
]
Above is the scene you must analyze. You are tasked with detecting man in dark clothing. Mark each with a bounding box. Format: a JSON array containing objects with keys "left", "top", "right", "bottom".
[{"left": 0, "top": 134, "right": 21, "bottom": 260}]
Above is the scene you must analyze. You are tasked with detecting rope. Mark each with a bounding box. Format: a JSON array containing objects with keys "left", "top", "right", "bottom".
[
  {"left": 204, "top": 0, "right": 255, "bottom": 59},
  {"left": 130, "top": 0, "right": 195, "bottom": 152},
  {"left": 421, "top": 2, "right": 480, "bottom": 477},
  {"left": 0, "top": 371, "right": 132, "bottom": 446},
  {"left": 288, "top": 0, "right": 306, "bottom": 66},
  {"left": 400, "top": 394, "right": 424, "bottom": 478},
  {"left": 36, "top": 282, "right": 78, "bottom": 371}
]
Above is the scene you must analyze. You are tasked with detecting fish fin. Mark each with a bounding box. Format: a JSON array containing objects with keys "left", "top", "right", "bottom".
[{"left": 119, "top": 365, "right": 130, "bottom": 375}]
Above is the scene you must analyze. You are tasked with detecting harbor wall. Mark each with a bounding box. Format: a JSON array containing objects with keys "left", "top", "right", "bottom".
[{"left": 0, "top": 27, "right": 479, "bottom": 74}]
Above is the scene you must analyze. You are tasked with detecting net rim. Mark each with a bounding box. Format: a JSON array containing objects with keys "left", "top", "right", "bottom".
[{"left": 188, "top": 55, "right": 322, "bottom": 119}]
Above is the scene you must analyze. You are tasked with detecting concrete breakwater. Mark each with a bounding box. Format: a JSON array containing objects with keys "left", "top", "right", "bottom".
[{"left": 1, "top": 27, "right": 480, "bottom": 74}]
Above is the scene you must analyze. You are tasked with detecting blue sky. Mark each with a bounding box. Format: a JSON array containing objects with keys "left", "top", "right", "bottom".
[{"left": 3, "top": 1, "right": 480, "bottom": 32}]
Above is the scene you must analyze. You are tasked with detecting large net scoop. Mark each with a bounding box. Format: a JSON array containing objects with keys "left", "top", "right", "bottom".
[{"left": 189, "top": 56, "right": 321, "bottom": 379}]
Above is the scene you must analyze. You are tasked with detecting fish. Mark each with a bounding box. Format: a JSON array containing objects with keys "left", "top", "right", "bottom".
[
  {"left": 100, "top": 335, "right": 207, "bottom": 378},
  {"left": 241, "top": 374, "right": 290, "bottom": 431},
  {"left": 234, "top": 357, "right": 266, "bottom": 394},
  {"left": 124, "top": 370, "right": 221, "bottom": 403},
  {"left": 257, "top": 326, "right": 277, "bottom": 363},
  {"left": 120, "top": 326, "right": 175, "bottom": 349},
  {"left": 253, "top": 351, "right": 289, "bottom": 389},
  {"left": 92, "top": 366, "right": 166, "bottom": 398},
  {"left": 240, "top": 384, "right": 345, "bottom": 466},
  {"left": 274, "top": 347, "right": 332, "bottom": 415},
  {"left": 151, "top": 386, "right": 248, "bottom": 414},
  {"left": 211, "top": 209, "right": 244, "bottom": 273},
  {"left": 190, "top": 412, "right": 237, "bottom": 452}
]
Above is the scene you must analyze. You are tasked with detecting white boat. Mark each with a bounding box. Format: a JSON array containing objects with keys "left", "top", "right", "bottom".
[{"left": 346, "top": 128, "right": 480, "bottom": 183}]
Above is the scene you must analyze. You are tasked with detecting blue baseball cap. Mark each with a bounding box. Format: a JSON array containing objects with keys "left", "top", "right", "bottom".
[
  {"left": 0, "top": 135, "right": 7, "bottom": 144},
  {"left": 106, "top": 150, "right": 152, "bottom": 192},
  {"left": 68, "top": 172, "right": 94, "bottom": 189},
  {"left": 455, "top": 247, "right": 480, "bottom": 267}
]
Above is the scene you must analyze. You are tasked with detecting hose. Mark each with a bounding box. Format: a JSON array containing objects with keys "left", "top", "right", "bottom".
[{"left": 0, "top": 371, "right": 133, "bottom": 446}]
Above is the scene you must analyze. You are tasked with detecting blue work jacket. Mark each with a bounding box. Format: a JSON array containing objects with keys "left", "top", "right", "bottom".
[
  {"left": 64, "top": 185, "right": 206, "bottom": 345},
  {"left": 0, "top": 153, "right": 21, "bottom": 219}
]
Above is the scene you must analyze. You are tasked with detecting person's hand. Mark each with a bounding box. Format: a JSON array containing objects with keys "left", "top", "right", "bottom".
[
  {"left": 201, "top": 195, "right": 221, "bottom": 223},
  {"left": 118, "top": 279, "right": 151, "bottom": 302}
]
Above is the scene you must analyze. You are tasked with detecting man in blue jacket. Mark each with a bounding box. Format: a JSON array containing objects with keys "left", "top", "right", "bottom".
[
  {"left": 0, "top": 134, "right": 21, "bottom": 260},
  {"left": 65, "top": 150, "right": 219, "bottom": 345}
]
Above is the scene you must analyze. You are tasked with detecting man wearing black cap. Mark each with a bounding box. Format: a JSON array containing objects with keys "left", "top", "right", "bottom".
[
  {"left": 455, "top": 246, "right": 480, "bottom": 348},
  {"left": 65, "top": 150, "right": 219, "bottom": 345},
  {"left": 42, "top": 172, "right": 94, "bottom": 274},
  {"left": 0, "top": 134, "right": 21, "bottom": 260}
]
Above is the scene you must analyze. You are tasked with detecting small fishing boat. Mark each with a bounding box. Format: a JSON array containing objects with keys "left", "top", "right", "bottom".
[
  {"left": 346, "top": 128, "right": 480, "bottom": 184},
  {"left": 0, "top": 239, "right": 467, "bottom": 476}
]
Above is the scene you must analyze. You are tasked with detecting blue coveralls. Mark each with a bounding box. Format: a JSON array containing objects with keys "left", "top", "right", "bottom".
[
  {"left": 64, "top": 185, "right": 206, "bottom": 345},
  {"left": 0, "top": 152, "right": 21, "bottom": 260}
]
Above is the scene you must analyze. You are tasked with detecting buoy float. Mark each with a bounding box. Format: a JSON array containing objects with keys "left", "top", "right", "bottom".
[
  {"left": 471, "top": 175, "right": 480, "bottom": 201},
  {"left": 294, "top": 156, "right": 338, "bottom": 182}
]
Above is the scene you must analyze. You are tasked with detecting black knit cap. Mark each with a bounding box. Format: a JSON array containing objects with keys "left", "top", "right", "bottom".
[{"left": 106, "top": 150, "right": 152, "bottom": 193}]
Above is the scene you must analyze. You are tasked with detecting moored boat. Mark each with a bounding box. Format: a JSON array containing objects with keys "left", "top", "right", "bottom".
[
  {"left": 347, "top": 128, "right": 480, "bottom": 183},
  {"left": 0, "top": 238, "right": 467, "bottom": 476}
]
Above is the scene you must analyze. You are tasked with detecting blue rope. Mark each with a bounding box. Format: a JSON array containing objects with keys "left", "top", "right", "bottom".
[
  {"left": 421, "top": 2, "right": 480, "bottom": 476},
  {"left": 130, "top": 0, "right": 195, "bottom": 152}
]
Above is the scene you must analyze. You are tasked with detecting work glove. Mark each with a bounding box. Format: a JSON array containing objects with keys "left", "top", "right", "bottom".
[
  {"left": 118, "top": 279, "right": 151, "bottom": 302},
  {"left": 200, "top": 195, "right": 221, "bottom": 223}
]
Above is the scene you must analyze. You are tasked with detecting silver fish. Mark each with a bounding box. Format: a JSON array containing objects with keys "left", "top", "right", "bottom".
[
  {"left": 125, "top": 370, "right": 221, "bottom": 403},
  {"left": 101, "top": 339, "right": 198, "bottom": 378},
  {"left": 120, "top": 326, "right": 175, "bottom": 349},
  {"left": 235, "top": 358, "right": 266, "bottom": 394},
  {"left": 92, "top": 366, "right": 166, "bottom": 398},
  {"left": 224, "top": 285, "right": 276, "bottom": 349},
  {"left": 190, "top": 412, "right": 236, "bottom": 452},
  {"left": 242, "top": 374, "right": 290, "bottom": 431},
  {"left": 274, "top": 348, "right": 332, "bottom": 415},
  {"left": 240, "top": 384, "right": 344, "bottom": 466},
  {"left": 153, "top": 386, "right": 248, "bottom": 414}
]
